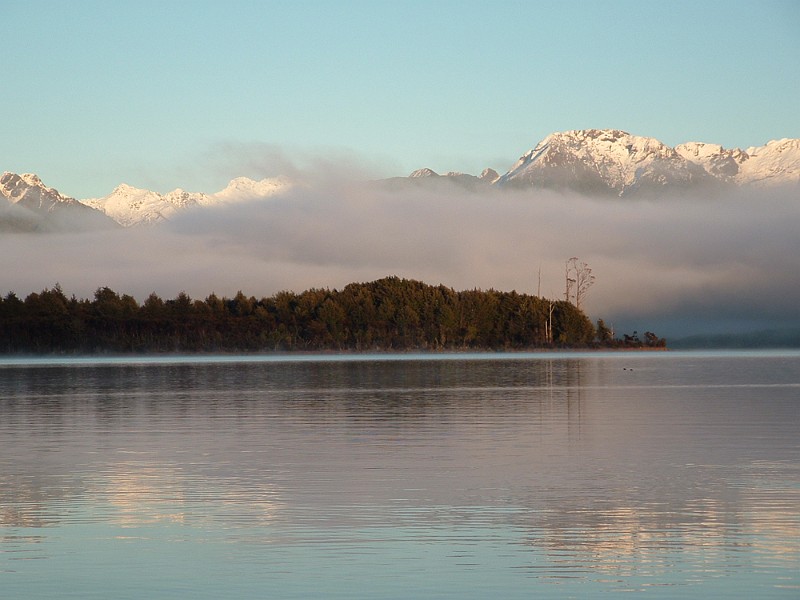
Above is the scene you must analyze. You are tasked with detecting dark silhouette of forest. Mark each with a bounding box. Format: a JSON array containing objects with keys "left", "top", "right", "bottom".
[{"left": 0, "top": 277, "right": 665, "bottom": 353}]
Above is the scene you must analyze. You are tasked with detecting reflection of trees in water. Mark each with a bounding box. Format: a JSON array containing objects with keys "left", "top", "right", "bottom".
[
  {"left": 0, "top": 357, "right": 592, "bottom": 425},
  {"left": 4, "top": 358, "right": 796, "bottom": 581},
  {"left": 0, "top": 358, "right": 591, "bottom": 532},
  {"left": 276, "top": 358, "right": 588, "bottom": 426},
  {"left": 0, "top": 364, "right": 292, "bottom": 531},
  {"left": 0, "top": 378, "right": 89, "bottom": 529},
  {"left": 542, "top": 359, "right": 583, "bottom": 437}
]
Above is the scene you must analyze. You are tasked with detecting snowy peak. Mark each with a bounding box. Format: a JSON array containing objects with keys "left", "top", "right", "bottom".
[
  {"left": 674, "top": 142, "right": 749, "bottom": 181},
  {"left": 82, "top": 176, "right": 294, "bottom": 227},
  {"left": 479, "top": 168, "right": 500, "bottom": 183},
  {"left": 497, "top": 129, "right": 710, "bottom": 196},
  {"left": 676, "top": 138, "right": 800, "bottom": 186},
  {"left": 739, "top": 138, "right": 800, "bottom": 186},
  {"left": 211, "top": 176, "right": 293, "bottom": 203},
  {"left": 1, "top": 171, "right": 79, "bottom": 209},
  {"left": 82, "top": 183, "right": 210, "bottom": 227},
  {"left": 407, "top": 167, "right": 499, "bottom": 183},
  {"left": 403, "top": 167, "right": 497, "bottom": 191},
  {"left": 498, "top": 130, "right": 800, "bottom": 195},
  {"left": 0, "top": 171, "right": 116, "bottom": 232},
  {"left": 18, "top": 173, "right": 46, "bottom": 188},
  {"left": 409, "top": 168, "right": 439, "bottom": 178}
]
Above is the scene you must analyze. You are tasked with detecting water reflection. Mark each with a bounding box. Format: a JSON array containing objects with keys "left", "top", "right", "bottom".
[
  {"left": 85, "top": 461, "right": 283, "bottom": 530},
  {"left": 1, "top": 354, "right": 798, "bottom": 597}
]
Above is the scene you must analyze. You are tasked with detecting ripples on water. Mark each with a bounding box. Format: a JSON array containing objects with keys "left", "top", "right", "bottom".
[{"left": 1, "top": 352, "right": 798, "bottom": 598}]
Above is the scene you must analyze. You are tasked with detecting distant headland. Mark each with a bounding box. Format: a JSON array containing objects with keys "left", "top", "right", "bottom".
[{"left": 0, "top": 277, "right": 665, "bottom": 354}]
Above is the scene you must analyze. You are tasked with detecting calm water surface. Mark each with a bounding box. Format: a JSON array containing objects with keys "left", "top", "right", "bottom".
[{"left": 1, "top": 351, "right": 798, "bottom": 598}]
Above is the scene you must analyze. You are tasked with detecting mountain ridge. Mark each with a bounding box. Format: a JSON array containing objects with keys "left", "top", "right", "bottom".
[
  {"left": 493, "top": 129, "right": 799, "bottom": 196},
  {"left": 0, "top": 171, "right": 117, "bottom": 232},
  {"left": 81, "top": 176, "right": 293, "bottom": 227},
  {"left": 3, "top": 129, "right": 798, "bottom": 229},
  {"left": 1, "top": 171, "right": 295, "bottom": 229}
]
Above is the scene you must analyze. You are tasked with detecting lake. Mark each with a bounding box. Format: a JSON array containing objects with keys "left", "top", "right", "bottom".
[{"left": 1, "top": 351, "right": 798, "bottom": 599}]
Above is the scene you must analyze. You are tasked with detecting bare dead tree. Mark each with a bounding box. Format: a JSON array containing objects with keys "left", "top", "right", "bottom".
[
  {"left": 565, "top": 257, "right": 595, "bottom": 310},
  {"left": 537, "top": 263, "right": 542, "bottom": 298},
  {"left": 574, "top": 260, "right": 595, "bottom": 310},
  {"left": 565, "top": 257, "right": 576, "bottom": 303}
]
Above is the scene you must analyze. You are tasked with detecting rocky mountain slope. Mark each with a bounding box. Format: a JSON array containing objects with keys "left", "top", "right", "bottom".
[
  {"left": 1, "top": 172, "right": 117, "bottom": 232},
  {"left": 676, "top": 138, "right": 800, "bottom": 186},
  {"left": 82, "top": 176, "right": 293, "bottom": 227},
  {"left": 491, "top": 129, "right": 800, "bottom": 196},
  {"left": 378, "top": 167, "right": 499, "bottom": 192},
  {"left": 2, "top": 172, "right": 294, "bottom": 230},
  {"left": 495, "top": 129, "right": 712, "bottom": 196}
]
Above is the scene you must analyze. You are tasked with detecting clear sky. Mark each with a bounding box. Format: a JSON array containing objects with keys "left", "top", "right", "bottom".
[{"left": 3, "top": 0, "right": 798, "bottom": 198}]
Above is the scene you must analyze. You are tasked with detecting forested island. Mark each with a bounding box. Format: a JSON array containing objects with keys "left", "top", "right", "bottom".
[{"left": 0, "top": 277, "right": 665, "bottom": 354}]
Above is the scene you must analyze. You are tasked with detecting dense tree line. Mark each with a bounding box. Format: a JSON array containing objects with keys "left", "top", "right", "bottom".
[{"left": 0, "top": 277, "right": 662, "bottom": 354}]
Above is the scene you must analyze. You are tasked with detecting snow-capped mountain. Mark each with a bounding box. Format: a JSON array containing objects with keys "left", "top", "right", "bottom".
[
  {"left": 4, "top": 129, "right": 797, "bottom": 232},
  {"left": 81, "top": 184, "right": 209, "bottom": 227},
  {"left": 3, "top": 171, "right": 90, "bottom": 212},
  {"left": 408, "top": 167, "right": 499, "bottom": 183},
  {"left": 493, "top": 129, "right": 800, "bottom": 196},
  {"left": 495, "top": 129, "right": 713, "bottom": 196},
  {"left": 673, "top": 142, "right": 749, "bottom": 182},
  {"left": 480, "top": 168, "right": 500, "bottom": 183},
  {"left": 1, "top": 171, "right": 116, "bottom": 232},
  {"left": 82, "top": 176, "right": 293, "bottom": 227},
  {"left": 739, "top": 138, "right": 800, "bottom": 186},
  {"left": 381, "top": 166, "right": 499, "bottom": 191},
  {"left": 409, "top": 168, "right": 439, "bottom": 179},
  {"left": 211, "top": 176, "right": 293, "bottom": 203},
  {"left": 676, "top": 138, "right": 800, "bottom": 187}
]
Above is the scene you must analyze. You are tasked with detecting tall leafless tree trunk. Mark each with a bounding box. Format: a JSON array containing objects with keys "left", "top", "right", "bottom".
[
  {"left": 565, "top": 257, "right": 595, "bottom": 310},
  {"left": 565, "top": 258, "right": 576, "bottom": 303}
]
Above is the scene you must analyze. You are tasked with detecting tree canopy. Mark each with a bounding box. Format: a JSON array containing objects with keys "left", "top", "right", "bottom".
[{"left": 0, "top": 277, "right": 662, "bottom": 354}]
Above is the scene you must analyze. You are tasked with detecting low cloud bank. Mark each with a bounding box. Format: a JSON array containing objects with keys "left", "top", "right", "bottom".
[{"left": 2, "top": 173, "right": 798, "bottom": 339}]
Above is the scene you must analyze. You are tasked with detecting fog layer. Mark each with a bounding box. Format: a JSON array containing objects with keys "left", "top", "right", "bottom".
[{"left": 2, "top": 178, "right": 798, "bottom": 338}]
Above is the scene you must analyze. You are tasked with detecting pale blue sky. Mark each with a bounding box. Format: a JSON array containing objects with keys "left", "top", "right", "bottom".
[{"left": 3, "top": 0, "right": 799, "bottom": 198}]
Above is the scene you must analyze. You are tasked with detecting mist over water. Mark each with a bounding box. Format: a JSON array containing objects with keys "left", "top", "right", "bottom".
[{"left": 2, "top": 167, "right": 798, "bottom": 338}]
